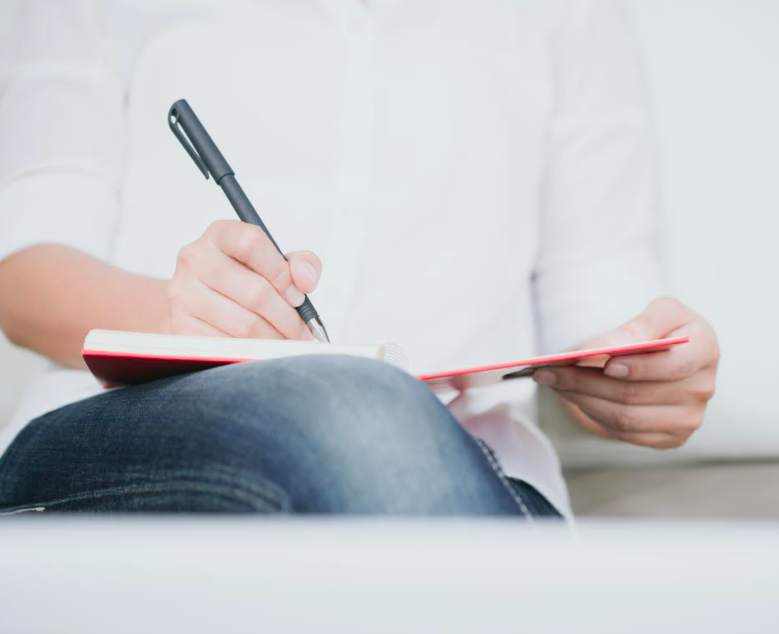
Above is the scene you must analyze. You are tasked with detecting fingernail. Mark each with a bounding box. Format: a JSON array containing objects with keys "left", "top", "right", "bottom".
[
  {"left": 605, "top": 364, "right": 629, "bottom": 379},
  {"left": 301, "top": 261, "right": 317, "bottom": 283},
  {"left": 301, "top": 328, "right": 316, "bottom": 341},
  {"left": 533, "top": 370, "right": 557, "bottom": 386},
  {"left": 285, "top": 286, "right": 305, "bottom": 307}
]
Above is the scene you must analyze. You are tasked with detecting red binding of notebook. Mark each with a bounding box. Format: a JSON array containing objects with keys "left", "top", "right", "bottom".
[{"left": 83, "top": 337, "right": 690, "bottom": 393}]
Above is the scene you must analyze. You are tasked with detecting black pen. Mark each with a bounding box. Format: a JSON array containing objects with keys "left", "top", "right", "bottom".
[{"left": 168, "top": 99, "right": 329, "bottom": 343}]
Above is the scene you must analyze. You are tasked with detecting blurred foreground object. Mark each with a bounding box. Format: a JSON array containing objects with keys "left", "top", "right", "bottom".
[{"left": 1, "top": 518, "right": 778, "bottom": 633}]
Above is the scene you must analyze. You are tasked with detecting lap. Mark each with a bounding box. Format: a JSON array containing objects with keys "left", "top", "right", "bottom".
[{"left": 0, "top": 356, "right": 560, "bottom": 517}]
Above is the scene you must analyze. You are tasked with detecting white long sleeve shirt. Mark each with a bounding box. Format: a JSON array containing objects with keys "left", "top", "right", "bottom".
[{"left": 0, "top": 0, "right": 662, "bottom": 516}]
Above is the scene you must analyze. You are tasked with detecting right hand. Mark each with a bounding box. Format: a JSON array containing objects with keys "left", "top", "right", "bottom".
[{"left": 166, "top": 220, "right": 322, "bottom": 340}]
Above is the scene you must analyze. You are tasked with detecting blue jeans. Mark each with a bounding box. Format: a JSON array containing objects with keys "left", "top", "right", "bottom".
[{"left": 0, "top": 356, "right": 560, "bottom": 517}]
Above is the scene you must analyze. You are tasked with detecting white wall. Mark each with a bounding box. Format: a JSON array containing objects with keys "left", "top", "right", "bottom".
[{"left": 0, "top": 1, "right": 778, "bottom": 463}]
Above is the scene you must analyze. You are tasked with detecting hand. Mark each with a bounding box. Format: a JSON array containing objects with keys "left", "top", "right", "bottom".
[
  {"left": 533, "top": 297, "right": 720, "bottom": 449},
  {"left": 166, "top": 220, "right": 322, "bottom": 340}
]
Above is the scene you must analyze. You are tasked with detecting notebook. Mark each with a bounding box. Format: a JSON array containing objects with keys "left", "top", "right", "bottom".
[{"left": 82, "top": 330, "right": 689, "bottom": 394}]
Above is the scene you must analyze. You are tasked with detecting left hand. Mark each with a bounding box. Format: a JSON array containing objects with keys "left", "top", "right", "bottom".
[{"left": 533, "top": 297, "right": 720, "bottom": 449}]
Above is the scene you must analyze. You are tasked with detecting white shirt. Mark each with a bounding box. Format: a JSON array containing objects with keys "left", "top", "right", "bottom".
[{"left": 0, "top": 0, "right": 662, "bottom": 517}]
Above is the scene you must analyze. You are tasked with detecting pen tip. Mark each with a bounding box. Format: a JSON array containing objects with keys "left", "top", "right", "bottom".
[{"left": 307, "top": 318, "right": 330, "bottom": 343}]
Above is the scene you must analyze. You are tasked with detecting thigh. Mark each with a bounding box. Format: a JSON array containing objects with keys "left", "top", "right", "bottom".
[
  {"left": 0, "top": 363, "right": 300, "bottom": 513},
  {"left": 0, "top": 356, "right": 548, "bottom": 516}
]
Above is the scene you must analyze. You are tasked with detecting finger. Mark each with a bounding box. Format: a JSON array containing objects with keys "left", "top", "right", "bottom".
[
  {"left": 184, "top": 277, "right": 284, "bottom": 340},
  {"left": 583, "top": 297, "right": 693, "bottom": 350},
  {"left": 207, "top": 220, "right": 305, "bottom": 308},
  {"left": 171, "top": 313, "right": 231, "bottom": 338},
  {"left": 199, "top": 248, "right": 311, "bottom": 340},
  {"left": 535, "top": 366, "right": 692, "bottom": 406},
  {"left": 618, "top": 296, "right": 693, "bottom": 341},
  {"left": 553, "top": 390, "right": 698, "bottom": 435},
  {"left": 603, "top": 317, "right": 717, "bottom": 382},
  {"left": 560, "top": 400, "right": 689, "bottom": 448},
  {"left": 287, "top": 251, "right": 322, "bottom": 295},
  {"left": 608, "top": 431, "right": 690, "bottom": 450}
]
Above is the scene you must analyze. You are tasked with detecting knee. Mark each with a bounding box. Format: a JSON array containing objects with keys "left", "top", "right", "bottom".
[
  {"left": 284, "top": 355, "right": 466, "bottom": 462},
  {"left": 217, "top": 354, "right": 437, "bottom": 418},
  {"left": 294, "top": 355, "right": 449, "bottom": 430},
  {"left": 303, "top": 354, "right": 434, "bottom": 410},
  {"left": 170, "top": 357, "right": 492, "bottom": 513},
  {"left": 229, "top": 355, "right": 458, "bottom": 443},
  {"left": 177, "top": 355, "right": 465, "bottom": 471}
]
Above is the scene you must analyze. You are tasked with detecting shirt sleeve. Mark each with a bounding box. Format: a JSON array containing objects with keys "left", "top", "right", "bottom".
[
  {"left": 0, "top": 0, "right": 124, "bottom": 264},
  {"left": 532, "top": 0, "right": 663, "bottom": 354}
]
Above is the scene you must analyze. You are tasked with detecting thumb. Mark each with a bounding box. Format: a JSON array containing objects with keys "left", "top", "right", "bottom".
[
  {"left": 579, "top": 297, "right": 691, "bottom": 351},
  {"left": 286, "top": 251, "right": 322, "bottom": 295}
]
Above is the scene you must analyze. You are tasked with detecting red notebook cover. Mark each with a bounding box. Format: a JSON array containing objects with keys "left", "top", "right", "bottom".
[
  {"left": 417, "top": 337, "right": 689, "bottom": 393},
  {"left": 83, "top": 337, "right": 689, "bottom": 393}
]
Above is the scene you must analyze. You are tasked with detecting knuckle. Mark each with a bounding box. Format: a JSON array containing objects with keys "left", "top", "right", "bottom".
[
  {"left": 670, "top": 360, "right": 695, "bottom": 381},
  {"left": 558, "top": 369, "right": 580, "bottom": 392},
  {"left": 620, "top": 431, "right": 687, "bottom": 450},
  {"left": 651, "top": 296, "right": 684, "bottom": 317},
  {"left": 618, "top": 381, "right": 643, "bottom": 405},
  {"left": 176, "top": 244, "right": 199, "bottom": 270},
  {"left": 613, "top": 407, "right": 640, "bottom": 432},
  {"left": 248, "top": 279, "right": 273, "bottom": 309},
  {"left": 236, "top": 229, "right": 261, "bottom": 258},
  {"left": 267, "top": 261, "right": 291, "bottom": 290},
  {"left": 619, "top": 432, "right": 683, "bottom": 450},
  {"left": 233, "top": 315, "right": 260, "bottom": 339},
  {"left": 681, "top": 412, "right": 704, "bottom": 433},
  {"left": 622, "top": 319, "right": 648, "bottom": 341},
  {"left": 656, "top": 437, "right": 686, "bottom": 451},
  {"left": 302, "top": 251, "right": 323, "bottom": 278},
  {"left": 614, "top": 431, "right": 643, "bottom": 446},
  {"left": 710, "top": 337, "right": 722, "bottom": 366},
  {"left": 205, "top": 220, "right": 224, "bottom": 237},
  {"left": 696, "top": 380, "right": 717, "bottom": 403},
  {"left": 653, "top": 296, "right": 679, "bottom": 310},
  {"left": 662, "top": 359, "right": 698, "bottom": 383}
]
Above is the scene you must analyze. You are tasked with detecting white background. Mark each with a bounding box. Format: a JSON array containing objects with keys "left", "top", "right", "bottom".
[{"left": 0, "top": 0, "right": 777, "bottom": 463}]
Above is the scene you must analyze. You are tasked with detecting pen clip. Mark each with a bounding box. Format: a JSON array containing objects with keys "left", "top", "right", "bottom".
[{"left": 168, "top": 104, "right": 209, "bottom": 180}]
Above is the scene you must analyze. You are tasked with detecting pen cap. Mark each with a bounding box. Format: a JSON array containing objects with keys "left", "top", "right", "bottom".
[{"left": 169, "top": 99, "right": 233, "bottom": 182}]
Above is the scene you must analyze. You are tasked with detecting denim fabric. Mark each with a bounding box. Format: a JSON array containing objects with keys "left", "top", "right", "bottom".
[{"left": 0, "top": 355, "right": 561, "bottom": 518}]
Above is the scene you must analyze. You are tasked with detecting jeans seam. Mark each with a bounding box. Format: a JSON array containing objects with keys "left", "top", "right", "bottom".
[
  {"left": 0, "top": 506, "right": 46, "bottom": 516},
  {"left": 116, "top": 467, "right": 291, "bottom": 509},
  {"left": 0, "top": 480, "right": 289, "bottom": 514},
  {"left": 474, "top": 439, "right": 533, "bottom": 522}
]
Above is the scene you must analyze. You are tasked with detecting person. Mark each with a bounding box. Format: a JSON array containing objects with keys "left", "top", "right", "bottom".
[{"left": 0, "top": 0, "right": 719, "bottom": 517}]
